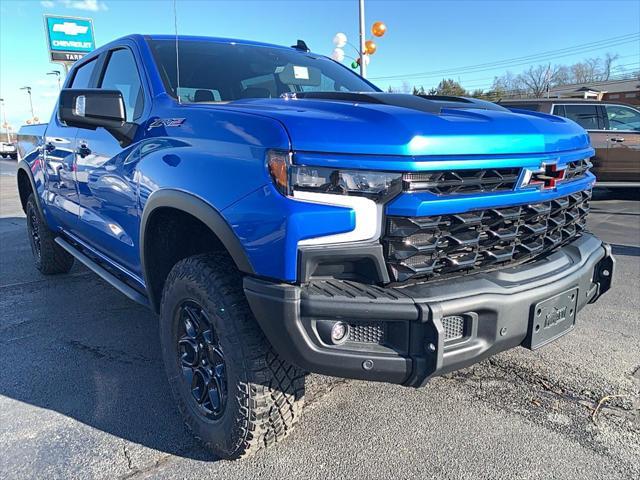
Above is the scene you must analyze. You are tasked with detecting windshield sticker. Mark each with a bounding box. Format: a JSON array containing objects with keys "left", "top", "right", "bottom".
[{"left": 293, "top": 66, "right": 309, "bottom": 80}]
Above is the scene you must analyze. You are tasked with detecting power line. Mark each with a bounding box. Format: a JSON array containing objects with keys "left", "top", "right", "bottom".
[
  {"left": 372, "top": 33, "right": 639, "bottom": 80},
  {"left": 391, "top": 63, "right": 640, "bottom": 91},
  {"left": 371, "top": 33, "right": 640, "bottom": 81},
  {"left": 375, "top": 38, "right": 639, "bottom": 81}
]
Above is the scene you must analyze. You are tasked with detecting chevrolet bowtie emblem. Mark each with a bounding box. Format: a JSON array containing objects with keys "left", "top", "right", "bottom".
[{"left": 529, "top": 163, "right": 566, "bottom": 189}]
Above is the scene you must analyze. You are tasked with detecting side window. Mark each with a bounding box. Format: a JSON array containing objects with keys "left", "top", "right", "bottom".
[
  {"left": 505, "top": 103, "right": 540, "bottom": 112},
  {"left": 552, "top": 105, "right": 566, "bottom": 117},
  {"left": 99, "top": 48, "right": 144, "bottom": 121},
  {"left": 561, "top": 105, "right": 604, "bottom": 130},
  {"left": 70, "top": 58, "right": 97, "bottom": 88},
  {"left": 605, "top": 105, "right": 640, "bottom": 132}
]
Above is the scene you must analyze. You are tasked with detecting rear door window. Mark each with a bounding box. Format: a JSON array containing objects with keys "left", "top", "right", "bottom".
[
  {"left": 561, "top": 105, "right": 604, "bottom": 130},
  {"left": 604, "top": 105, "right": 640, "bottom": 132}
]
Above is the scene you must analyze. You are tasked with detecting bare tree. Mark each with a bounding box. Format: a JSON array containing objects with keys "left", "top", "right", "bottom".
[
  {"left": 571, "top": 58, "right": 602, "bottom": 84},
  {"left": 602, "top": 53, "right": 620, "bottom": 81},
  {"left": 518, "top": 64, "right": 561, "bottom": 98},
  {"left": 492, "top": 71, "right": 526, "bottom": 97}
]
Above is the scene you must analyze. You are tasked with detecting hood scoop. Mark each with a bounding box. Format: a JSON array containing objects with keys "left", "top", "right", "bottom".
[
  {"left": 286, "top": 92, "right": 442, "bottom": 115},
  {"left": 282, "top": 92, "right": 509, "bottom": 116}
]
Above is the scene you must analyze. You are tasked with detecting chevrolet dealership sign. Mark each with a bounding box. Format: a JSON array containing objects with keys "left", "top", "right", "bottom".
[{"left": 44, "top": 15, "right": 95, "bottom": 63}]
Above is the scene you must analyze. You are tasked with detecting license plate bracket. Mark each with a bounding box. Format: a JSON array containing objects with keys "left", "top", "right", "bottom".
[{"left": 524, "top": 287, "right": 578, "bottom": 350}]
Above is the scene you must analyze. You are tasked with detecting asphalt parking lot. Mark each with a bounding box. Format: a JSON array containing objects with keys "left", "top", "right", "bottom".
[{"left": 0, "top": 159, "right": 638, "bottom": 480}]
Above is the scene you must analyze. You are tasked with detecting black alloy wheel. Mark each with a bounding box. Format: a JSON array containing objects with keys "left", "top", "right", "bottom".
[
  {"left": 27, "top": 205, "right": 42, "bottom": 261},
  {"left": 176, "top": 300, "right": 227, "bottom": 420}
]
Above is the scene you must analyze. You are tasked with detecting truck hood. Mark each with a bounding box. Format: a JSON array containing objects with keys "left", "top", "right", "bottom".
[{"left": 221, "top": 94, "right": 590, "bottom": 157}]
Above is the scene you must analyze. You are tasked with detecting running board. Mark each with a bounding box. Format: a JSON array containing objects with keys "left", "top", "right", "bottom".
[{"left": 55, "top": 237, "right": 150, "bottom": 308}]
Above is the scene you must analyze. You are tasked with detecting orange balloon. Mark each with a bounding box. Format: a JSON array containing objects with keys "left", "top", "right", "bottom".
[
  {"left": 372, "top": 21, "right": 387, "bottom": 37},
  {"left": 365, "top": 40, "right": 377, "bottom": 55}
]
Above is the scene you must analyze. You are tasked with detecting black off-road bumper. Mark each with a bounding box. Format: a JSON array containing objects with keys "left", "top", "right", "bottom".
[{"left": 244, "top": 234, "right": 614, "bottom": 387}]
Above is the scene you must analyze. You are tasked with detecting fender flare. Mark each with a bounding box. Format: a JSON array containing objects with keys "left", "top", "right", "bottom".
[
  {"left": 139, "top": 189, "right": 255, "bottom": 310},
  {"left": 17, "top": 160, "right": 45, "bottom": 218}
]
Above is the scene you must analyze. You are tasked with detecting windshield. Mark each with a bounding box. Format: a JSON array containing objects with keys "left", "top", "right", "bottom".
[{"left": 147, "top": 38, "right": 378, "bottom": 102}]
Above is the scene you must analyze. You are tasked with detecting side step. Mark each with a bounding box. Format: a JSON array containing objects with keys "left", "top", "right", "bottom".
[{"left": 55, "top": 237, "right": 150, "bottom": 308}]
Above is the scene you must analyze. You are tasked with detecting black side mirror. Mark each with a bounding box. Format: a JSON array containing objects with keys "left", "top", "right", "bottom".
[{"left": 59, "top": 89, "right": 136, "bottom": 146}]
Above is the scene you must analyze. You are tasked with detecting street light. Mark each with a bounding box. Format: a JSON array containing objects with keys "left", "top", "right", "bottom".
[
  {"left": 47, "top": 70, "right": 62, "bottom": 91},
  {"left": 0, "top": 97, "right": 9, "bottom": 142},
  {"left": 20, "top": 86, "right": 35, "bottom": 121}
]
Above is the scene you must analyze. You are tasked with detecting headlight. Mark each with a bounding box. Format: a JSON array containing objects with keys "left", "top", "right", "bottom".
[{"left": 267, "top": 150, "right": 402, "bottom": 202}]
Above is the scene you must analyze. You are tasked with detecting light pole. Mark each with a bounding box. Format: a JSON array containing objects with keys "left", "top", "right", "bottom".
[
  {"left": 0, "top": 98, "right": 9, "bottom": 142},
  {"left": 20, "top": 86, "right": 35, "bottom": 121},
  {"left": 47, "top": 70, "right": 62, "bottom": 91},
  {"left": 331, "top": 6, "right": 386, "bottom": 78},
  {"left": 358, "top": 0, "right": 366, "bottom": 78}
]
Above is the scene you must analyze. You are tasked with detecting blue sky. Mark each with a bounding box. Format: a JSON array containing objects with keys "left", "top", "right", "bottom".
[{"left": 1, "top": 0, "right": 639, "bottom": 130}]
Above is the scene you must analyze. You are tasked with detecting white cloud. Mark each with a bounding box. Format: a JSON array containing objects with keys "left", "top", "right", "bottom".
[
  {"left": 40, "top": 1, "right": 55, "bottom": 7},
  {"left": 61, "top": 0, "right": 108, "bottom": 11}
]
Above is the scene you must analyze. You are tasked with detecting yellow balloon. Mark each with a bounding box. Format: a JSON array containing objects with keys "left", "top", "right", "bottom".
[
  {"left": 365, "top": 40, "right": 377, "bottom": 55},
  {"left": 372, "top": 21, "right": 387, "bottom": 37}
]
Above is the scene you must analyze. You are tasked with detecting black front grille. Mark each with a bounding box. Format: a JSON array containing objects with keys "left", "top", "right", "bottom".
[
  {"left": 383, "top": 190, "right": 591, "bottom": 282},
  {"left": 403, "top": 168, "right": 521, "bottom": 195}
]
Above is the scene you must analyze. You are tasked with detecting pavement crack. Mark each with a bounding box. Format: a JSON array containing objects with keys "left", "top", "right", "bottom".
[
  {"left": 67, "top": 339, "right": 154, "bottom": 366},
  {"left": 448, "top": 357, "right": 640, "bottom": 440},
  {"left": 122, "top": 444, "right": 136, "bottom": 472},
  {"left": 304, "top": 377, "right": 351, "bottom": 410}
]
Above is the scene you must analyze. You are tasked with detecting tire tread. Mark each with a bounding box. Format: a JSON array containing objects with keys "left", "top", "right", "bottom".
[{"left": 160, "top": 252, "right": 304, "bottom": 459}]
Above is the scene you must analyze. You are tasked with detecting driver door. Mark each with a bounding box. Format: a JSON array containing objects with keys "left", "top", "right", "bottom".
[{"left": 73, "top": 45, "right": 147, "bottom": 276}]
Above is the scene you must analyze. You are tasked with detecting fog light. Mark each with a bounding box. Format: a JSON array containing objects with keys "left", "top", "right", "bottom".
[{"left": 331, "top": 322, "right": 349, "bottom": 344}]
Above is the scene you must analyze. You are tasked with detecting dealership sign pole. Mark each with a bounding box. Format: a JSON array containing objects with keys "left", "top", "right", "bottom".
[{"left": 44, "top": 15, "right": 95, "bottom": 73}]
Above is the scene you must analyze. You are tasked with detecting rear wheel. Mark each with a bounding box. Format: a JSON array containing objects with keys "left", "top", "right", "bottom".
[
  {"left": 159, "top": 253, "right": 305, "bottom": 459},
  {"left": 26, "top": 194, "right": 74, "bottom": 274}
]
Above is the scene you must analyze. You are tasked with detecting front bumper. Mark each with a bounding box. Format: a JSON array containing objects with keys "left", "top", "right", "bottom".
[{"left": 244, "top": 234, "right": 613, "bottom": 387}]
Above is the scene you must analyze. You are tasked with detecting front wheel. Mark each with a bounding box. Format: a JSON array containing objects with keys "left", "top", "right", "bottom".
[{"left": 159, "top": 253, "right": 305, "bottom": 459}]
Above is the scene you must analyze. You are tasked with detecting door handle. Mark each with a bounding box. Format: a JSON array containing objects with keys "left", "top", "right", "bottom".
[
  {"left": 44, "top": 142, "right": 55, "bottom": 153},
  {"left": 610, "top": 137, "right": 625, "bottom": 143},
  {"left": 76, "top": 144, "right": 92, "bottom": 158}
]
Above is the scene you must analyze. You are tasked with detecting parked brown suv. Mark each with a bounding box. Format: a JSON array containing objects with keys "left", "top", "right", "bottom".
[{"left": 499, "top": 99, "right": 639, "bottom": 187}]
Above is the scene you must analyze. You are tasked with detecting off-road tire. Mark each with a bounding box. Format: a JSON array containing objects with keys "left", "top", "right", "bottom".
[
  {"left": 26, "top": 194, "right": 74, "bottom": 274},
  {"left": 159, "top": 253, "right": 305, "bottom": 459}
]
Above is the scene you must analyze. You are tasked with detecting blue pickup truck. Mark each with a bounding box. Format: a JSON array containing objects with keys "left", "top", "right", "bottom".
[{"left": 17, "top": 34, "right": 614, "bottom": 459}]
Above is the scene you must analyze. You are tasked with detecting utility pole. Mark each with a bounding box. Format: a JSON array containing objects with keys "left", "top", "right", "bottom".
[
  {"left": 0, "top": 98, "right": 8, "bottom": 142},
  {"left": 48, "top": 70, "right": 62, "bottom": 91},
  {"left": 358, "top": 0, "right": 366, "bottom": 78},
  {"left": 20, "top": 86, "right": 34, "bottom": 121}
]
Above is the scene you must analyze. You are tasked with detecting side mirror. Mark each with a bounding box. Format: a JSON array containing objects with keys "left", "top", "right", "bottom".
[
  {"left": 59, "top": 89, "right": 126, "bottom": 129},
  {"left": 59, "top": 89, "right": 137, "bottom": 146}
]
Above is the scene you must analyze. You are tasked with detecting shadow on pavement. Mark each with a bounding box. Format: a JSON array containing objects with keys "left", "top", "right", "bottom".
[
  {"left": 592, "top": 187, "right": 640, "bottom": 202},
  {"left": 0, "top": 217, "right": 218, "bottom": 462}
]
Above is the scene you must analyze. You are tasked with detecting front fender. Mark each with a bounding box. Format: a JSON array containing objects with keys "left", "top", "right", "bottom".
[
  {"left": 17, "top": 157, "right": 46, "bottom": 219},
  {"left": 139, "top": 189, "right": 255, "bottom": 310}
]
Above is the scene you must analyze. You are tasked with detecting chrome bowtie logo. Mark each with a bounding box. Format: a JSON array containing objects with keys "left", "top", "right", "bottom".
[{"left": 524, "top": 163, "right": 566, "bottom": 190}]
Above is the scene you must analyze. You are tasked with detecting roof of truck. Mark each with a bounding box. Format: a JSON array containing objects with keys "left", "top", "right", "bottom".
[{"left": 98, "top": 33, "right": 296, "bottom": 52}]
